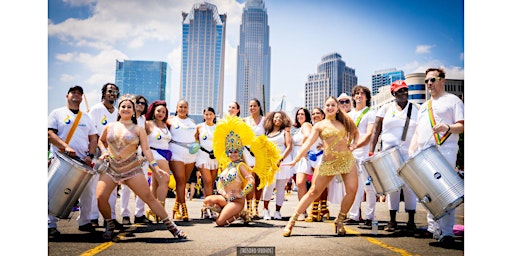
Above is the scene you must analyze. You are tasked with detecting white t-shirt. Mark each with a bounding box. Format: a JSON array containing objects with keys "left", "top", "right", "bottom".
[
  {"left": 89, "top": 102, "right": 118, "bottom": 138},
  {"left": 415, "top": 93, "right": 464, "bottom": 151},
  {"left": 48, "top": 107, "right": 97, "bottom": 158},
  {"left": 376, "top": 102, "right": 419, "bottom": 158},
  {"left": 348, "top": 106, "right": 376, "bottom": 159}
]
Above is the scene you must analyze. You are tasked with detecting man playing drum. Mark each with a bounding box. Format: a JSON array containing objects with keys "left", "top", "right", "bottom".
[
  {"left": 408, "top": 68, "right": 464, "bottom": 248},
  {"left": 48, "top": 85, "right": 98, "bottom": 238},
  {"left": 369, "top": 80, "right": 419, "bottom": 233}
]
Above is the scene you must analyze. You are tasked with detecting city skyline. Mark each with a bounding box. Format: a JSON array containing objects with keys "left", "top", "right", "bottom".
[{"left": 47, "top": 0, "right": 464, "bottom": 116}]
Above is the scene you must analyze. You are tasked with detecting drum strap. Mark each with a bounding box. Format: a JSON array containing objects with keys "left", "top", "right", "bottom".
[
  {"left": 62, "top": 111, "right": 82, "bottom": 151},
  {"left": 427, "top": 100, "right": 451, "bottom": 145},
  {"left": 355, "top": 107, "right": 370, "bottom": 127},
  {"left": 401, "top": 104, "right": 413, "bottom": 141}
]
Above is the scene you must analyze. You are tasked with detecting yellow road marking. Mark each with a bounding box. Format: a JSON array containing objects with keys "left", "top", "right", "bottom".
[{"left": 345, "top": 226, "right": 417, "bottom": 256}]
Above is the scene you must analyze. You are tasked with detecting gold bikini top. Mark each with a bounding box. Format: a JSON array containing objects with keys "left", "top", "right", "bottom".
[{"left": 320, "top": 126, "right": 347, "bottom": 155}]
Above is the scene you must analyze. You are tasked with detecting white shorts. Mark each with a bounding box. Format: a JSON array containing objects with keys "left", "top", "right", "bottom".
[
  {"left": 169, "top": 143, "right": 197, "bottom": 164},
  {"left": 195, "top": 150, "right": 219, "bottom": 170}
]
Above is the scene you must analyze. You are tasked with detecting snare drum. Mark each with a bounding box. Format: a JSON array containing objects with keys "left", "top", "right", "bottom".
[
  {"left": 363, "top": 146, "right": 405, "bottom": 195},
  {"left": 397, "top": 145, "right": 464, "bottom": 220},
  {"left": 48, "top": 151, "right": 96, "bottom": 219}
]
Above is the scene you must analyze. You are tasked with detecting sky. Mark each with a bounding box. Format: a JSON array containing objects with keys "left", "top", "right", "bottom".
[{"left": 46, "top": 0, "right": 464, "bottom": 116}]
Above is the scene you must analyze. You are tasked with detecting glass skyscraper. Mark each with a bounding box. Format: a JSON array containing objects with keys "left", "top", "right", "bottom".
[
  {"left": 304, "top": 53, "right": 357, "bottom": 110},
  {"left": 236, "top": 0, "right": 271, "bottom": 116},
  {"left": 371, "top": 68, "right": 405, "bottom": 96},
  {"left": 115, "top": 60, "right": 168, "bottom": 105},
  {"left": 181, "top": 2, "right": 227, "bottom": 119}
]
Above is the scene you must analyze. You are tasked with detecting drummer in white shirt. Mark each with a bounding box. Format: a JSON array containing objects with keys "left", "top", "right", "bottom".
[{"left": 369, "top": 80, "right": 419, "bottom": 233}]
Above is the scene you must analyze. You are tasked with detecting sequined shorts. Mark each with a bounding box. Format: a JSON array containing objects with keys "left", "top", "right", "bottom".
[
  {"left": 105, "top": 153, "right": 144, "bottom": 184},
  {"left": 317, "top": 151, "right": 356, "bottom": 176}
]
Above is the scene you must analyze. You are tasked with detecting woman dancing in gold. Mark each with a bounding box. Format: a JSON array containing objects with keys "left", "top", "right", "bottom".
[{"left": 281, "top": 96, "right": 359, "bottom": 236}]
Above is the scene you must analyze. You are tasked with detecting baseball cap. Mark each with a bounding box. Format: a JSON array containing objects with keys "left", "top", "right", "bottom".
[
  {"left": 390, "top": 80, "right": 408, "bottom": 92},
  {"left": 68, "top": 85, "right": 84, "bottom": 94}
]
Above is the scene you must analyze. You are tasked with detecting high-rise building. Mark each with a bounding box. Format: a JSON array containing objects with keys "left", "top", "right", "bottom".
[
  {"left": 371, "top": 68, "right": 405, "bottom": 96},
  {"left": 115, "top": 60, "right": 168, "bottom": 105},
  {"left": 236, "top": 0, "right": 271, "bottom": 116},
  {"left": 181, "top": 2, "right": 227, "bottom": 121},
  {"left": 304, "top": 53, "right": 357, "bottom": 110}
]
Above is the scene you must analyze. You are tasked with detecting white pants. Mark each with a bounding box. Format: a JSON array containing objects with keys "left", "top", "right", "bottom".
[
  {"left": 262, "top": 179, "right": 287, "bottom": 210},
  {"left": 347, "top": 160, "right": 377, "bottom": 220}
]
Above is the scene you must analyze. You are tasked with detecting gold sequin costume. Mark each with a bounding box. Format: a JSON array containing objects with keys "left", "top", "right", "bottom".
[
  {"left": 105, "top": 123, "right": 144, "bottom": 183},
  {"left": 317, "top": 126, "right": 355, "bottom": 176}
]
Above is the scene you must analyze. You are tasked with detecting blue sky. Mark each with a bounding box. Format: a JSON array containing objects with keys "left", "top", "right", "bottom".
[{"left": 47, "top": 0, "right": 464, "bottom": 115}]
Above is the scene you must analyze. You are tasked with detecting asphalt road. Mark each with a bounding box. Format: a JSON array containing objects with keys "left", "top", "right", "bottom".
[{"left": 48, "top": 189, "right": 464, "bottom": 256}]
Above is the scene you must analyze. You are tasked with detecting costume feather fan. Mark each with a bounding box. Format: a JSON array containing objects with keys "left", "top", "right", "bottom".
[{"left": 250, "top": 135, "right": 281, "bottom": 190}]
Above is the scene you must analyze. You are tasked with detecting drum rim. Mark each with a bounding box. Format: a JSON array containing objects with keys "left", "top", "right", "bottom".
[{"left": 53, "top": 150, "right": 93, "bottom": 171}]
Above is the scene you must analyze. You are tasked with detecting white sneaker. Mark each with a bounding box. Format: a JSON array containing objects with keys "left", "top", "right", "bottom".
[
  {"left": 297, "top": 213, "right": 306, "bottom": 221},
  {"left": 263, "top": 209, "right": 271, "bottom": 220},
  {"left": 273, "top": 211, "right": 282, "bottom": 220}
]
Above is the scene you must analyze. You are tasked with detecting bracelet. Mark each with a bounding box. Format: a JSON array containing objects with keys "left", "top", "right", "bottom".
[
  {"left": 446, "top": 124, "right": 451, "bottom": 133},
  {"left": 150, "top": 160, "right": 158, "bottom": 167}
]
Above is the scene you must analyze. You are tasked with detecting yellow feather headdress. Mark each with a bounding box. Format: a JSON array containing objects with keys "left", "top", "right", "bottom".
[{"left": 213, "top": 116, "right": 255, "bottom": 170}]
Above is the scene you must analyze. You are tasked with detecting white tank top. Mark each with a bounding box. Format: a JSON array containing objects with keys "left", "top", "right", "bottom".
[
  {"left": 198, "top": 123, "right": 215, "bottom": 151},
  {"left": 169, "top": 117, "right": 196, "bottom": 143},
  {"left": 147, "top": 125, "right": 172, "bottom": 150}
]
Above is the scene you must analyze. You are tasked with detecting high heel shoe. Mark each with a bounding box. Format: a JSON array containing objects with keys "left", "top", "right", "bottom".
[
  {"left": 305, "top": 201, "right": 319, "bottom": 222},
  {"left": 146, "top": 208, "right": 158, "bottom": 223},
  {"left": 172, "top": 201, "right": 182, "bottom": 220},
  {"left": 103, "top": 219, "right": 116, "bottom": 240},
  {"left": 334, "top": 212, "right": 347, "bottom": 236},
  {"left": 319, "top": 200, "right": 330, "bottom": 221},
  {"left": 181, "top": 202, "right": 189, "bottom": 221},
  {"left": 283, "top": 212, "right": 300, "bottom": 237},
  {"left": 162, "top": 216, "right": 187, "bottom": 239}
]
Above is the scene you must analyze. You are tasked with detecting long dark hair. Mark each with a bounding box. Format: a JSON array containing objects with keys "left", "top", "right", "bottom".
[
  {"left": 250, "top": 98, "right": 264, "bottom": 116},
  {"left": 203, "top": 107, "right": 217, "bottom": 124},
  {"left": 263, "top": 111, "right": 291, "bottom": 135},
  {"left": 293, "top": 107, "right": 312, "bottom": 128},
  {"left": 117, "top": 94, "right": 137, "bottom": 124},
  {"left": 351, "top": 85, "right": 371, "bottom": 108}
]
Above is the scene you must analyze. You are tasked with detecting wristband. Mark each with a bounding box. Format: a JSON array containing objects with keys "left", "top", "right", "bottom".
[
  {"left": 150, "top": 160, "right": 158, "bottom": 167},
  {"left": 446, "top": 124, "right": 451, "bottom": 133}
]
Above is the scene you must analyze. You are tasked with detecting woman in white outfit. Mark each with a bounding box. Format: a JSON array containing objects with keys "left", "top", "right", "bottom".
[
  {"left": 195, "top": 107, "right": 219, "bottom": 200},
  {"left": 243, "top": 98, "right": 265, "bottom": 218},
  {"left": 144, "top": 100, "right": 172, "bottom": 222},
  {"left": 167, "top": 100, "right": 198, "bottom": 221},
  {"left": 261, "top": 111, "right": 293, "bottom": 220},
  {"left": 290, "top": 107, "right": 313, "bottom": 221}
]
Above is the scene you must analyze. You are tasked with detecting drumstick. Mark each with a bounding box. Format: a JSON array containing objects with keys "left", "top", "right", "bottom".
[{"left": 83, "top": 93, "right": 90, "bottom": 113}]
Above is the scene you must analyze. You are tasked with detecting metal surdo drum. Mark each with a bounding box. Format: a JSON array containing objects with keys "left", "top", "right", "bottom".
[
  {"left": 397, "top": 145, "right": 464, "bottom": 220},
  {"left": 363, "top": 146, "right": 405, "bottom": 195},
  {"left": 48, "top": 150, "right": 96, "bottom": 219}
]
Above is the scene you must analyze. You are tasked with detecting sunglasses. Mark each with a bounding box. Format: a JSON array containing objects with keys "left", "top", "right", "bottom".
[
  {"left": 424, "top": 77, "right": 442, "bottom": 84},
  {"left": 107, "top": 89, "right": 119, "bottom": 95},
  {"left": 136, "top": 101, "right": 146, "bottom": 105},
  {"left": 339, "top": 99, "right": 350, "bottom": 104},
  {"left": 312, "top": 112, "right": 322, "bottom": 115},
  {"left": 395, "top": 88, "right": 408, "bottom": 94}
]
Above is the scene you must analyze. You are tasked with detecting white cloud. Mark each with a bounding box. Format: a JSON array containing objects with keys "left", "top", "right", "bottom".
[
  {"left": 60, "top": 73, "right": 78, "bottom": 82},
  {"left": 56, "top": 52, "right": 74, "bottom": 62},
  {"left": 415, "top": 44, "right": 434, "bottom": 54}
]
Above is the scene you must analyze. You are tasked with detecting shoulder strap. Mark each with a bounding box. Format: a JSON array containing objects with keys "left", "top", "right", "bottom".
[
  {"left": 355, "top": 107, "right": 370, "bottom": 127},
  {"left": 401, "top": 103, "right": 413, "bottom": 141},
  {"left": 63, "top": 111, "right": 82, "bottom": 148}
]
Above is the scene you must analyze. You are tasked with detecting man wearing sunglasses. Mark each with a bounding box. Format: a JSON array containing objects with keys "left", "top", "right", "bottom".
[
  {"left": 408, "top": 68, "right": 464, "bottom": 248},
  {"left": 88, "top": 82, "right": 124, "bottom": 230},
  {"left": 337, "top": 93, "right": 352, "bottom": 113}
]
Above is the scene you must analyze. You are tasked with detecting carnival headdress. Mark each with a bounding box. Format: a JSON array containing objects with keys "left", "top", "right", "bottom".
[
  {"left": 118, "top": 94, "right": 136, "bottom": 107},
  {"left": 213, "top": 116, "right": 255, "bottom": 169},
  {"left": 213, "top": 115, "right": 281, "bottom": 190}
]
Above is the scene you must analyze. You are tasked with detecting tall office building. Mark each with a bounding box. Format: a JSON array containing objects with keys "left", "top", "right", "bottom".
[
  {"left": 304, "top": 53, "right": 357, "bottom": 110},
  {"left": 236, "top": 0, "right": 271, "bottom": 116},
  {"left": 181, "top": 2, "right": 227, "bottom": 121},
  {"left": 115, "top": 60, "right": 168, "bottom": 105},
  {"left": 371, "top": 68, "right": 405, "bottom": 96}
]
